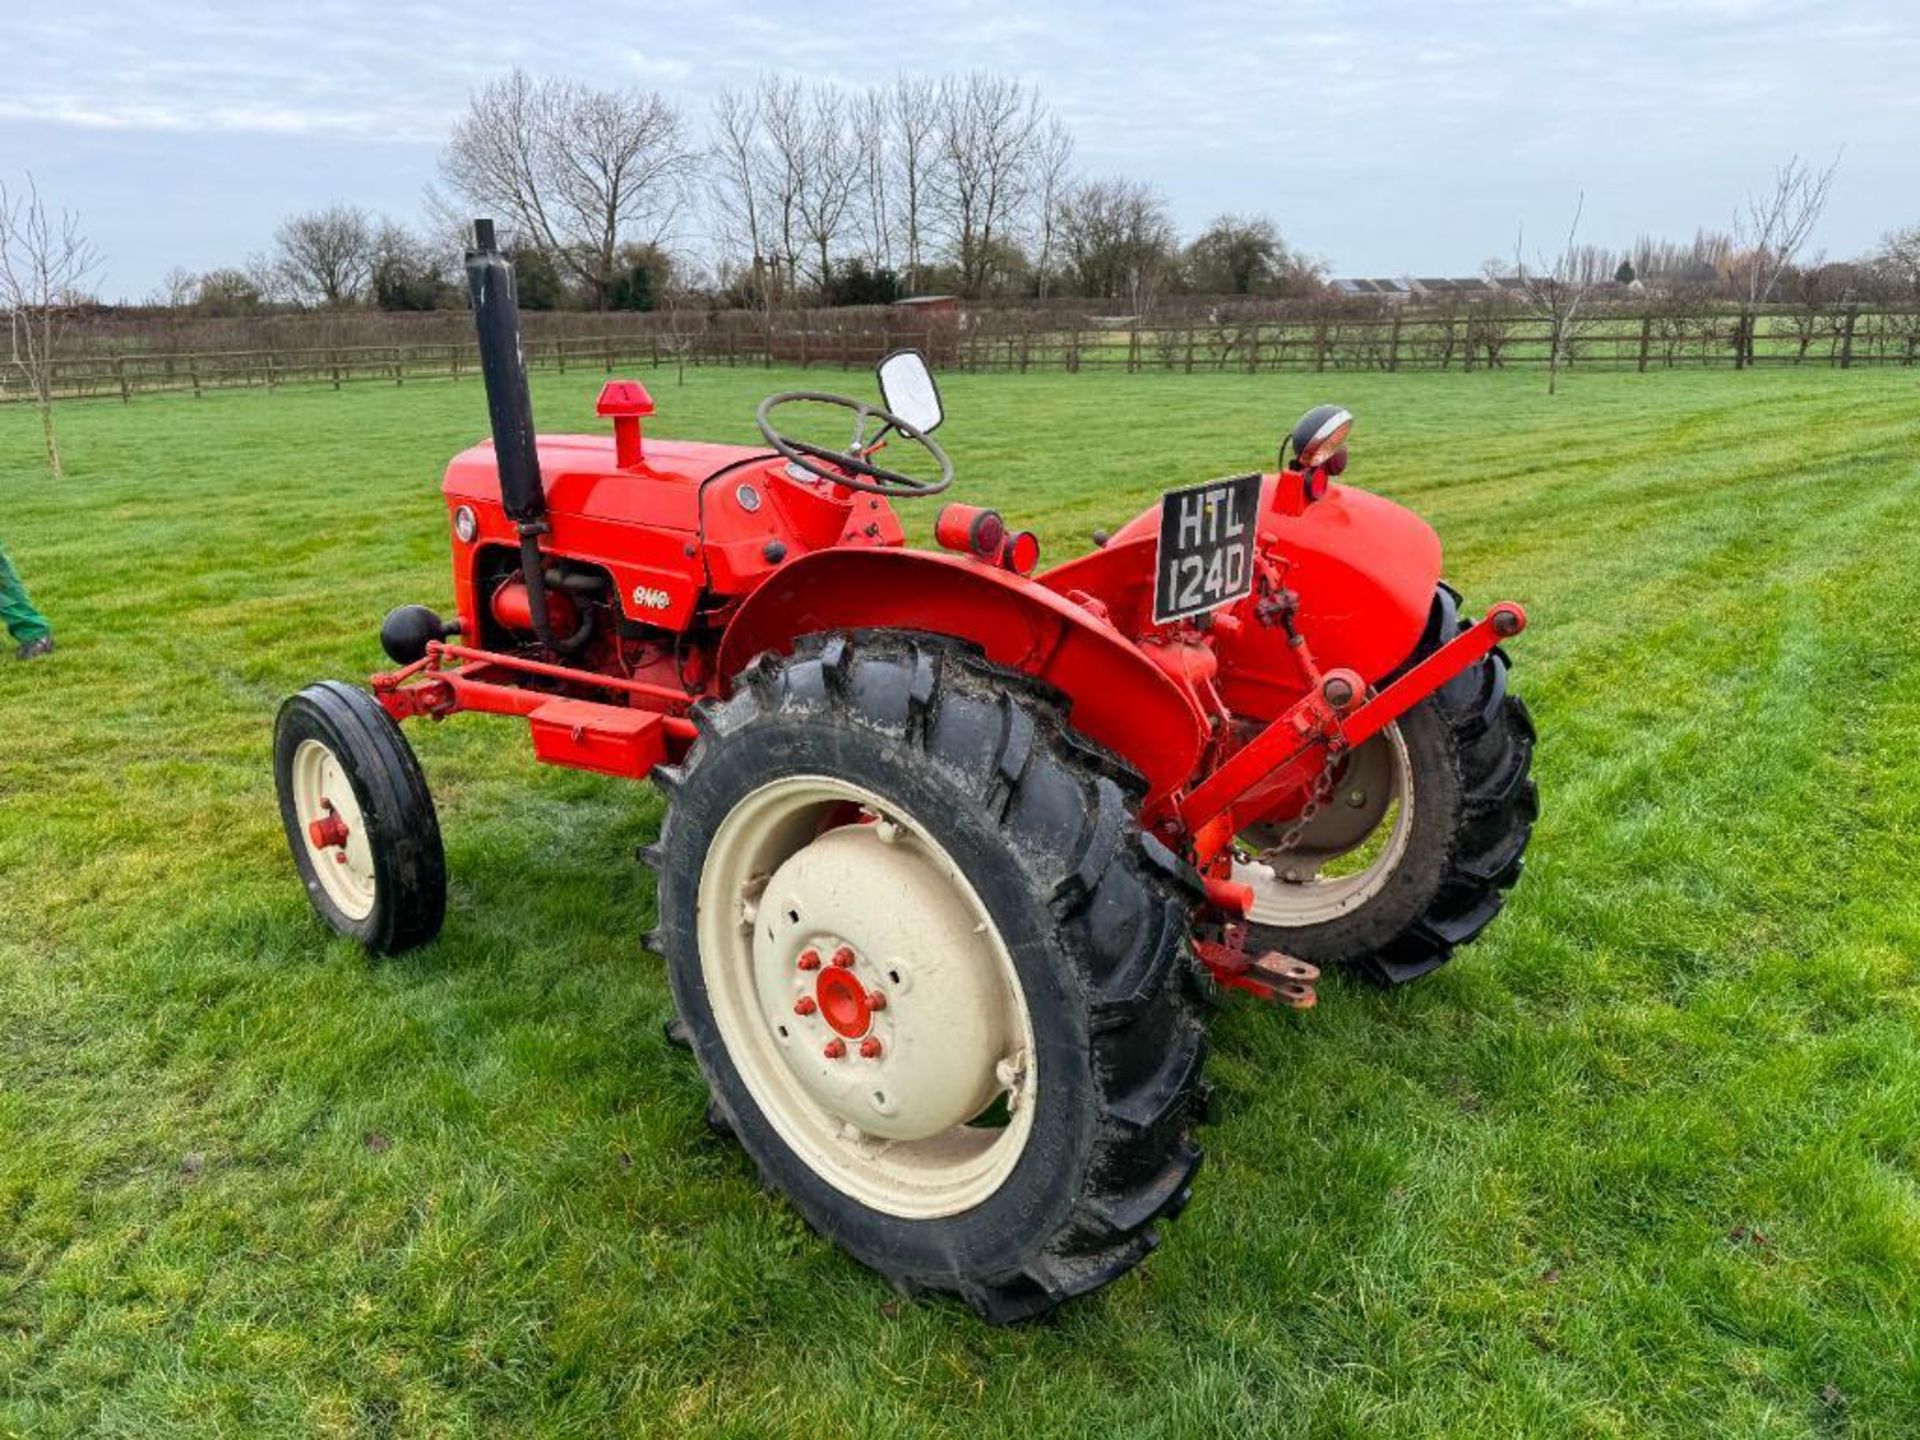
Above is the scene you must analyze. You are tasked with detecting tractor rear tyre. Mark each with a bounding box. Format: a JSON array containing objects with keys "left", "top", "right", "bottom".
[
  {"left": 1234, "top": 585, "right": 1537, "bottom": 986},
  {"left": 274, "top": 681, "right": 446, "bottom": 954},
  {"left": 647, "top": 633, "right": 1209, "bottom": 1322}
]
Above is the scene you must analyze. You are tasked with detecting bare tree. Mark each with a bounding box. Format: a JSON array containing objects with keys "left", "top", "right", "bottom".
[
  {"left": 0, "top": 176, "right": 102, "bottom": 476},
  {"left": 709, "top": 77, "right": 870, "bottom": 307},
  {"left": 1513, "top": 193, "right": 1596, "bottom": 395},
  {"left": 649, "top": 245, "right": 707, "bottom": 386},
  {"left": 708, "top": 85, "right": 778, "bottom": 315},
  {"left": 933, "top": 73, "right": 1046, "bottom": 297},
  {"left": 273, "top": 203, "right": 376, "bottom": 307},
  {"left": 1054, "top": 177, "right": 1177, "bottom": 316},
  {"left": 1029, "top": 116, "right": 1075, "bottom": 299},
  {"left": 792, "top": 84, "right": 864, "bottom": 291},
  {"left": 854, "top": 88, "right": 895, "bottom": 277},
  {"left": 709, "top": 72, "right": 1067, "bottom": 303},
  {"left": 152, "top": 266, "right": 198, "bottom": 308},
  {"left": 1870, "top": 223, "right": 1920, "bottom": 299},
  {"left": 440, "top": 68, "right": 698, "bottom": 308},
  {"left": 886, "top": 76, "right": 940, "bottom": 295},
  {"left": 1614, "top": 228, "right": 1737, "bottom": 292},
  {"left": 757, "top": 76, "right": 811, "bottom": 299},
  {"left": 1729, "top": 154, "right": 1840, "bottom": 367}
]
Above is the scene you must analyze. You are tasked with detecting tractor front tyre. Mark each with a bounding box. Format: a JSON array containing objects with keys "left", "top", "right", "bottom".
[
  {"left": 274, "top": 681, "right": 446, "bottom": 954},
  {"left": 648, "top": 633, "right": 1209, "bottom": 1322},
  {"left": 1235, "top": 586, "right": 1537, "bottom": 986}
]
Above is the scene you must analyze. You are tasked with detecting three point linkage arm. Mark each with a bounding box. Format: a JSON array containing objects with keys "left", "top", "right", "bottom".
[{"left": 1180, "top": 602, "right": 1527, "bottom": 864}]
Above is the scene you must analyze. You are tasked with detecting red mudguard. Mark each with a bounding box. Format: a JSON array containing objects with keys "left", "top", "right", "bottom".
[
  {"left": 716, "top": 548, "right": 1209, "bottom": 807},
  {"left": 1041, "top": 478, "right": 1442, "bottom": 719},
  {"left": 717, "top": 482, "right": 1445, "bottom": 821}
]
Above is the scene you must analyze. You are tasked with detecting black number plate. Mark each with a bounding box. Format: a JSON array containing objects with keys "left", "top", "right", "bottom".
[{"left": 1153, "top": 472, "right": 1262, "bottom": 625}]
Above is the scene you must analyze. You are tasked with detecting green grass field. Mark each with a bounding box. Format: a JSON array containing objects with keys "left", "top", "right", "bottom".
[{"left": 2, "top": 364, "right": 1916, "bottom": 1438}]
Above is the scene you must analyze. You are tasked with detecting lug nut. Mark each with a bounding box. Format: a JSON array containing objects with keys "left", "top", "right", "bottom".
[
  {"left": 797, "top": 949, "right": 821, "bottom": 971},
  {"left": 794, "top": 996, "right": 817, "bottom": 1016},
  {"left": 859, "top": 1037, "right": 883, "bottom": 1059},
  {"left": 866, "top": 989, "right": 887, "bottom": 1011},
  {"left": 823, "top": 1038, "right": 846, "bottom": 1059},
  {"left": 830, "top": 946, "right": 856, "bottom": 969}
]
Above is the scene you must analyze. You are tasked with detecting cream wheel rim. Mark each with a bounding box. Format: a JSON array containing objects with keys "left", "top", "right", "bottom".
[
  {"left": 1233, "top": 723, "right": 1415, "bottom": 927},
  {"left": 697, "top": 775, "right": 1038, "bottom": 1219},
  {"left": 290, "top": 738, "right": 377, "bottom": 921}
]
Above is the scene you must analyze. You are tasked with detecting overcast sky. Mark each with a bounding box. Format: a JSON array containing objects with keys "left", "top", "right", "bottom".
[{"left": 2, "top": 0, "right": 1914, "bottom": 300}]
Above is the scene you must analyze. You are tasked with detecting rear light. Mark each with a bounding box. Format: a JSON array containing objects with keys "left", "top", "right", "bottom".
[
  {"left": 1288, "top": 405, "right": 1353, "bottom": 469},
  {"left": 1280, "top": 404, "right": 1349, "bottom": 511},
  {"left": 935, "top": 504, "right": 1007, "bottom": 559},
  {"left": 1002, "top": 531, "right": 1041, "bottom": 575},
  {"left": 1276, "top": 465, "right": 1332, "bottom": 516}
]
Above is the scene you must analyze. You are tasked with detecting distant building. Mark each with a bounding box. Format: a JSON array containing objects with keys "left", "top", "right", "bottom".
[
  {"left": 1331, "top": 276, "right": 1562, "bottom": 301},
  {"left": 887, "top": 295, "right": 961, "bottom": 362},
  {"left": 1330, "top": 278, "right": 1413, "bottom": 302},
  {"left": 891, "top": 295, "right": 960, "bottom": 317}
]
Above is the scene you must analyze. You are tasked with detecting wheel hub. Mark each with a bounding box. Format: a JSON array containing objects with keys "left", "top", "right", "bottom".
[
  {"left": 290, "top": 739, "right": 376, "bottom": 921},
  {"left": 1242, "top": 730, "right": 1397, "bottom": 877},
  {"left": 307, "top": 805, "right": 350, "bottom": 852},
  {"left": 812, "top": 963, "right": 875, "bottom": 1039},
  {"left": 698, "top": 774, "right": 1039, "bottom": 1219},
  {"left": 1234, "top": 722, "right": 1415, "bottom": 926},
  {"left": 751, "top": 824, "right": 1013, "bottom": 1143}
]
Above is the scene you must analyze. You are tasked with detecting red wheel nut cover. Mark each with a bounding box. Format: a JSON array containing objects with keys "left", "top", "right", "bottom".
[
  {"left": 814, "top": 967, "right": 874, "bottom": 1038},
  {"left": 308, "top": 813, "right": 349, "bottom": 850}
]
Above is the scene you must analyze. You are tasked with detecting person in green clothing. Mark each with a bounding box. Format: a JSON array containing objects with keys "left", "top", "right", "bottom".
[{"left": 0, "top": 542, "right": 54, "bottom": 660}]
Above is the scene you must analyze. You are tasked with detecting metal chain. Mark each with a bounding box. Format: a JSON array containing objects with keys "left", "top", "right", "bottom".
[{"left": 1259, "top": 741, "right": 1345, "bottom": 861}]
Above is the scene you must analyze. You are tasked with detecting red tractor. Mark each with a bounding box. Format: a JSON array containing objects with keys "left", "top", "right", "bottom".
[{"left": 275, "top": 222, "right": 1536, "bottom": 1320}]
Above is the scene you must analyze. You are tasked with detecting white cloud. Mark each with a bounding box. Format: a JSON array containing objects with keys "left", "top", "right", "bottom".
[{"left": 1, "top": 0, "right": 1914, "bottom": 294}]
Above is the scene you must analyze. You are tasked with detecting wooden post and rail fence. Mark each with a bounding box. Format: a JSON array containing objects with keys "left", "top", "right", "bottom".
[{"left": 7, "top": 303, "right": 1919, "bottom": 406}]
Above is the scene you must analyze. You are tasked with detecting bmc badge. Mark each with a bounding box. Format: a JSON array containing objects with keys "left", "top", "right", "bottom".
[
  {"left": 1153, "top": 472, "right": 1262, "bottom": 625},
  {"left": 630, "top": 585, "right": 672, "bottom": 612}
]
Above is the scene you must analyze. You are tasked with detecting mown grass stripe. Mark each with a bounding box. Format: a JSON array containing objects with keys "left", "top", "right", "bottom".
[{"left": 1, "top": 367, "right": 1916, "bottom": 1435}]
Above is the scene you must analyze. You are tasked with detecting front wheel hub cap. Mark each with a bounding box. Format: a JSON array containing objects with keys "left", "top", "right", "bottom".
[{"left": 289, "top": 739, "right": 377, "bottom": 921}]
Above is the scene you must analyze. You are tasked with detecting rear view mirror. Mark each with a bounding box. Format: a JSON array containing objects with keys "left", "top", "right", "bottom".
[{"left": 876, "top": 349, "right": 944, "bottom": 435}]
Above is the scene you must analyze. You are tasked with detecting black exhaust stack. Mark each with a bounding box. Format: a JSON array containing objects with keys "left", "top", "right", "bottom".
[
  {"left": 465, "top": 219, "right": 545, "bottom": 524},
  {"left": 464, "top": 219, "right": 586, "bottom": 653}
]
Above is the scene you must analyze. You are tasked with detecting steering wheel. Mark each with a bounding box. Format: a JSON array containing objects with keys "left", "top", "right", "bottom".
[{"left": 756, "top": 391, "right": 954, "bottom": 498}]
